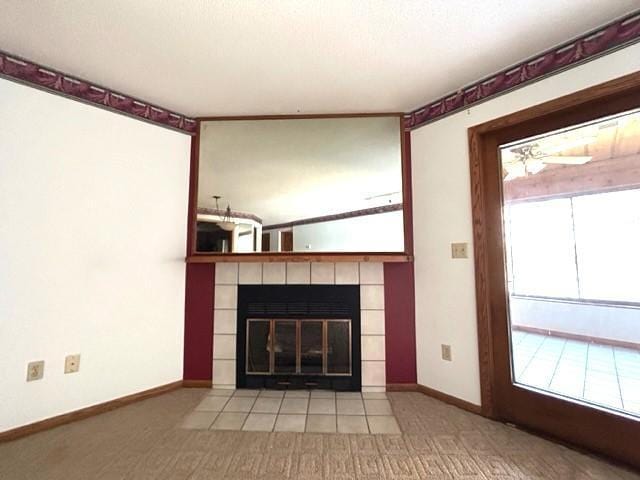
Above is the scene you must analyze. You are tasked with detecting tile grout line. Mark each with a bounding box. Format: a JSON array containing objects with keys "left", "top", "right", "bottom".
[
  {"left": 238, "top": 394, "right": 257, "bottom": 431},
  {"left": 612, "top": 347, "right": 625, "bottom": 410},
  {"left": 582, "top": 343, "right": 590, "bottom": 398},
  {"left": 272, "top": 390, "right": 285, "bottom": 432},
  {"left": 517, "top": 332, "right": 547, "bottom": 381},
  {"left": 547, "top": 338, "right": 568, "bottom": 390}
]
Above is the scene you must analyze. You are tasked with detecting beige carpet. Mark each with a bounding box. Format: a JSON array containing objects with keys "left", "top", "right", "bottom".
[{"left": 0, "top": 389, "right": 637, "bottom": 479}]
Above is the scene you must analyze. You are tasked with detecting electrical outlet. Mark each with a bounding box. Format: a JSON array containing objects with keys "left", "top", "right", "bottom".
[
  {"left": 27, "top": 361, "right": 44, "bottom": 381},
  {"left": 441, "top": 344, "right": 452, "bottom": 361},
  {"left": 64, "top": 354, "right": 81, "bottom": 374},
  {"left": 451, "top": 242, "right": 468, "bottom": 259}
]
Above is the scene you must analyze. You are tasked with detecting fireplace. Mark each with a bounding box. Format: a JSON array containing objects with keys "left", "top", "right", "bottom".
[{"left": 236, "top": 284, "right": 361, "bottom": 390}]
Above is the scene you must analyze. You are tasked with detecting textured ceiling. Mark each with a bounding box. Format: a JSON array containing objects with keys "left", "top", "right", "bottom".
[{"left": 0, "top": 1, "right": 637, "bottom": 117}]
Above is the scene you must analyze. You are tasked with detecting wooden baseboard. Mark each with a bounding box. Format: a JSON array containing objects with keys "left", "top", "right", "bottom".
[
  {"left": 0, "top": 380, "right": 183, "bottom": 443},
  {"left": 182, "top": 379, "right": 212, "bottom": 388},
  {"left": 386, "top": 383, "right": 418, "bottom": 392},
  {"left": 416, "top": 383, "right": 483, "bottom": 415}
]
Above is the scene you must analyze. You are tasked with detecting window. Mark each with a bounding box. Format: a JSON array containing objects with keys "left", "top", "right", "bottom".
[{"left": 506, "top": 188, "right": 640, "bottom": 303}]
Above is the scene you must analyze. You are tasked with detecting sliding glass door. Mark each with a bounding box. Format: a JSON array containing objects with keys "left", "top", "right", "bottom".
[
  {"left": 500, "top": 108, "right": 640, "bottom": 419},
  {"left": 469, "top": 76, "right": 640, "bottom": 469}
]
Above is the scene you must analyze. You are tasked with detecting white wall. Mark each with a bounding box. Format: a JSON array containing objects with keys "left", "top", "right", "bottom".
[
  {"left": 0, "top": 79, "right": 191, "bottom": 431},
  {"left": 411, "top": 43, "right": 640, "bottom": 406},
  {"left": 292, "top": 211, "right": 404, "bottom": 252},
  {"left": 510, "top": 297, "right": 640, "bottom": 345}
]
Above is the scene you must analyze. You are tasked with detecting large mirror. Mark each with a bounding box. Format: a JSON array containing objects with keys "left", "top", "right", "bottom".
[{"left": 195, "top": 115, "right": 405, "bottom": 253}]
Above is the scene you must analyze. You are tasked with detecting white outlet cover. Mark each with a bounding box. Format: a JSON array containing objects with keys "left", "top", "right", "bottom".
[
  {"left": 27, "top": 360, "right": 45, "bottom": 381},
  {"left": 64, "top": 354, "right": 81, "bottom": 374}
]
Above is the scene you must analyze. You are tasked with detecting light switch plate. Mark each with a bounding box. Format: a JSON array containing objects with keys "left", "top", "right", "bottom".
[
  {"left": 451, "top": 242, "right": 468, "bottom": 259},
  {"left": 64, "top": 354, "right": 81, "bottom": 374},
  {"left": 441, "top": 344, "right": 452, "bottom": 361},
  {"left": 27, "top": 360, "right": 45, "bottom": 381}
]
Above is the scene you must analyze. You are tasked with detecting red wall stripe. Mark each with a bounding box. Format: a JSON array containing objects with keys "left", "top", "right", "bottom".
[
  {"left": 184, "top": 263, "right": 418, "bottom": 384},
  {"left": 384, "top": 262, "right": 418, "bottom": 384},
  {"left": 183, "top": 263, "right": 215, "bottom": 381}
]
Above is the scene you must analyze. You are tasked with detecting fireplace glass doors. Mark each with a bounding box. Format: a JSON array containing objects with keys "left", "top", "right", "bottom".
[{"left": 246, "top": 319, "right": 352, "bottom": 376}]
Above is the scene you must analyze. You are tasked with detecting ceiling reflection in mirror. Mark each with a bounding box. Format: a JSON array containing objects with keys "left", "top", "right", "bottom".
[{"left": 196, "top": 116, "right": 404, "bottom": 253}]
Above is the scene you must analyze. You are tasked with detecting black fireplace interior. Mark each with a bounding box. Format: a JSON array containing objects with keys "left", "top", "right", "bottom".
[{"left": 236, "top": 284, "right": 361, "bottom": 391}]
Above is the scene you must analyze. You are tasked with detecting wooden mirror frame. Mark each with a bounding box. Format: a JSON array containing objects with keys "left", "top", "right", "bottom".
[{"left": 185, "top": 113, "right": 413, "bottom": 263}]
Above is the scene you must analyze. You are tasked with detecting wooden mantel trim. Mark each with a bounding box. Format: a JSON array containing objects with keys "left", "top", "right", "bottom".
[{"left": 186, "top": 253, "right": 413, "bottom": 263}]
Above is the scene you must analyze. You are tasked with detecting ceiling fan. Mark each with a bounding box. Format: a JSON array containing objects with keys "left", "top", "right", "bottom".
[{"left": 501, "top": 135, "right": 595, "bottom": 181}]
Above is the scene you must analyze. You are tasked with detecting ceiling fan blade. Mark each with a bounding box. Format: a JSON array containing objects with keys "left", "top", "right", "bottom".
[{"left": 540, "top": 155, "right": 592, "bottom": 165}]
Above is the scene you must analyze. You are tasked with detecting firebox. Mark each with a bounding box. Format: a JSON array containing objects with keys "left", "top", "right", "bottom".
[{"left": 236, "top": 284, "right": 361, "bottom": 390}]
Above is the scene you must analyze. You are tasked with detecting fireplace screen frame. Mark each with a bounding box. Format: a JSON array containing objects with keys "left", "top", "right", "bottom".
[{"left": 246, "top": 318, "right": 352, "bottom": 376}]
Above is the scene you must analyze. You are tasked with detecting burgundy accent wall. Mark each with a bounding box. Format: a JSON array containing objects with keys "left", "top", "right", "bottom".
[
  {"left": 183, "top": 263, "right": 215, "bottom": 381},
  {"left": 384, "top": 262, "right": 417, "bottom": 383}
]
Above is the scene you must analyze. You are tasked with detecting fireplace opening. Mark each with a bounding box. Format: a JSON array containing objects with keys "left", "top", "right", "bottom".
[
  {"left": 237, "top": 285, "right": 361, "bottom": 390},
  {"left": 247, "top": 319, "right": 351, "bottom": 376}
]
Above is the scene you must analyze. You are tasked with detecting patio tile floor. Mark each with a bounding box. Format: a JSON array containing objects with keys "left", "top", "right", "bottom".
[{"left": 512, "top": 330, "right": 640, "bottom": 416}]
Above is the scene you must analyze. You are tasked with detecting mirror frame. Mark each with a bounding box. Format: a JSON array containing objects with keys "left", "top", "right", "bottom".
[{"left": 186, "top": 113, "right": 413, "bottom": 263}]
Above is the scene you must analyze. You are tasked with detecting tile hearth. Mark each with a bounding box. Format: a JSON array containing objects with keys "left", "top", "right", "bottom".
[{"left": 180, "top": 389, "right": 401, "bottom": 434}]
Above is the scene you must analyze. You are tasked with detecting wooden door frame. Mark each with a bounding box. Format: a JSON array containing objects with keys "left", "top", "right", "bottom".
[{"left": 468, "top": 71, "right": 640, "bottom": 468}]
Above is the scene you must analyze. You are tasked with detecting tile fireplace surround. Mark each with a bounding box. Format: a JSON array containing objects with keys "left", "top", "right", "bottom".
[{"left": 212, "top": 262, "right": 386, "bottom": 392}]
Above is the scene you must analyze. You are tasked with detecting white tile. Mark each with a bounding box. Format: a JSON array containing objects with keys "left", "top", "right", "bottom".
[
  {"left": 361, "top": 310, "right": 385, "bottom": 335},
  {"left": 274, "top": 414, "right": 306, "bottom": 432},
  {"left": 361, "top": 285, "right": 385, "bottom": 310},
  {"left": 362, "top": 392, "right": 387, "bottom": 399},
  {"left": 180, "top": 411, "right": 218, "bottom": 429},
  {"left": 335, "top": 262, "right": 359, "bottom": 284},
  {"left": 212, "top": 359, "right": 236, "bottom": 386},
  {"left": 238, "top": 262, "right": 262, "bottom": 284},
  {"left": 364, "top": 399, "right": 392, "bottom": 415},
  {"left": 337, "top": 399, "right": 365, "bottom": 415},
  {"left": 305, "top": 414, "right": 337, "bottom": 433},
  {"left": 336, "top": 392, "right": 362, "bottom": 399},
  {"left": 359, "top": 262, "right": 384, "bottom": 285},
  {"left": 362, "top": 360, "right": 386, "bottom": 387},
  {"left": 214, "top": 285, "right": 237, "bottom": 309},
  {"left": 337, "top": 415, "right": 369, "bottom": 433},
  {"left": 361, "top": 386, "right": 387, "bottom": 393},
  {"left": 251, "top": 397, "right": 282, "bottom": 413},
  {"left": 262, "top": 262, "right": 286, "bottom": 284},
  {"left": 213, "top": 334, "right": 236, "bottom": 360},
  {"left": 286, "top": 262, "right": 310, "bottom": 284},
  {"left": 284, "top": 390, "right": 310, "bottom": 399},
  {"left": 280, "top": 397, "right": 309, "bottom": 414},
  {"left": 310, "top": 390, "right": 335, "bottom": 399},
  {"left": 361, "top": 335, "right": 386, "bottom": 361},
  {"left": 308, "top": 398, "right": 336, "bottom": 414},
  {"left": 195, "top": 396, "right": 230, "bottom": 412},
  {"left": 215, "top": 263, "right": 238, "bottom": 284},
  {"left": 223, "top": 396, "right": 256, "bottom": 412},
  {"left": 233, "top": 389, "right": 261, "bottom": 397},
  {"left": 259, "top": 390, "right": 284, "bottom": 399},
  {"left": 208, "top": 388, "right": 234, "bottom": 396},
  {"left": 214, "top": 309, "right": 237, "bottom": 334},
  {"left": 311, "top": 263, "right": 335, "bottom": 284},
  {"left": 210, "top": 412, "right": 247, "bottom": 430},
  {"left": 367, "top": 415, "right": 401, "bottom": 434},
  {"left": 242, "top": 413, "right": 276, "bottom": 431}
]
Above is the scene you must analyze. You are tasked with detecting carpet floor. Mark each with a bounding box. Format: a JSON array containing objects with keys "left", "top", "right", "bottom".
[{"left": 0, "top": 389, "right": 638, "bottom": 479}]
